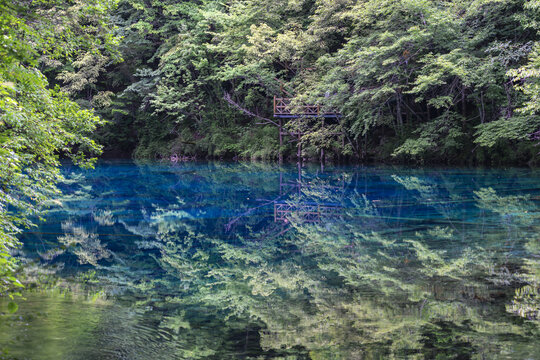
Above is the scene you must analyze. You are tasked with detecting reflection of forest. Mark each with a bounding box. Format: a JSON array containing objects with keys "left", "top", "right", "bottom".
[
  {"left": 4, "top": 162, "right": 540, "bottom": 359},
  {"left": 274, "top": 164, "right": 345, "bottom": 223}
]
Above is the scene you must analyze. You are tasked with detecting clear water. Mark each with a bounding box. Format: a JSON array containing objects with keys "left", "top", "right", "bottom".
[{"left": 1, "top": 161, "right": 539, "bottom": 359}]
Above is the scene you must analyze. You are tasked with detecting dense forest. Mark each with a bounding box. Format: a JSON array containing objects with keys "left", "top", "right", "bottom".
[{"left": 4, "top": 0, "right": 540, "bottom": 165}]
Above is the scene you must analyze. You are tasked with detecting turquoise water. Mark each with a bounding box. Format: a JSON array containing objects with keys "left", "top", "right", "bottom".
[{"left": 1, "top": 161, "right": 539, "bottom": 359}]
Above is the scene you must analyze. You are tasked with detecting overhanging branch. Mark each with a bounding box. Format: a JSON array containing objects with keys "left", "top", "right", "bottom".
[
  {"left": 223, "top": 92, "right": 280, "bottom": 127},
  {"left": 223, "top": 92, "right": 296, "bottom": 138}
]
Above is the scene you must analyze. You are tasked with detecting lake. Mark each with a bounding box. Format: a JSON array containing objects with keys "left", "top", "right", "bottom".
[{"left": 0, "top": 160, "right": 539, "bottom": 359}]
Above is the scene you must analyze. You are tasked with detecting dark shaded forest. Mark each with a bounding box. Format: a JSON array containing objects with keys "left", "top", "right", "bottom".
[{"left": 5, "top": 0, "right": 540, "bottom": 165}]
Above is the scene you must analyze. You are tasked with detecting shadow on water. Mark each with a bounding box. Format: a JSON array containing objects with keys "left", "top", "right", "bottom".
[{"left": 0, "top": 160, "right": 539, "bottom": 359}]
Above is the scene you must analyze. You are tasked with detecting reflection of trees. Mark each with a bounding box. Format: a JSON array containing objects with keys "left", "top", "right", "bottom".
[
  {"left": 10, "top": 163, "right": 540, "bottom": 358},
  {"left": 473, "top": 188, "right": 540, "bottom": 322},
  {"left": 129, "top": 172, "right": 540, "bottom": 358},
  {"left": 58, "top": 221, "right": 111, "bottom": 266},
  {"left": 511, "top": 238, "right": 540, "bottom": 320}
]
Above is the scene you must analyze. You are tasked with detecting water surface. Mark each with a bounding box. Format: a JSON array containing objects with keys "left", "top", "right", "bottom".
[{"left": 1, "top": 161, "right": 539, "bottom": 359}]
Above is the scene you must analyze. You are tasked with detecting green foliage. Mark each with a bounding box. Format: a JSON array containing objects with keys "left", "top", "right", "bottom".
[
  {"left": 475, "top": 115, "right": 540, "bottom": 147},
  {"left": 0, "top": 0, "right": 113, "bottom": 297},
  {"left": 392, "top": 113, "right": 466, "bottom": 162},
  {"left": 6, "top": 301, "right": 18, "bottom": 314},
  {"left": 5, "top": 0, "right": 539, "bottom": 163},
  {"left": 59, "top": 0, "right": 538, "bottom": 164}
]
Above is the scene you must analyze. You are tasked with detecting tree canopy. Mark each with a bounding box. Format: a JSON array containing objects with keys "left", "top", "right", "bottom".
[{"left": 32, "top": 0, "right": 539, "bottom": 165}]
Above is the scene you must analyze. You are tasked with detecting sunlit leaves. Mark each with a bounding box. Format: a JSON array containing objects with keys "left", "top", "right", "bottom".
[{"left": 0, "top": 0, "right": 108, "bottom": 297}]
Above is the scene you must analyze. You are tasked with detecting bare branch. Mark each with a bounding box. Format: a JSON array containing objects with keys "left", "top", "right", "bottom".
[
  {"left": 223, "top": 92, "right": 280, "bottom": 127},
  {"left": 223, "top": 92, "right": 298, "bottom": 138}
]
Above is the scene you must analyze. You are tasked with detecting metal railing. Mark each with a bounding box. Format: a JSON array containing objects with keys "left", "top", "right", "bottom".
[{"left": 273, "top": 97, "right": 320, "bottom": 117}]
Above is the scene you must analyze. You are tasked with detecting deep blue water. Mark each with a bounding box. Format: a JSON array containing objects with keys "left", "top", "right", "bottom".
[{"left": 0, "top": 161, "right": 539, "bottom": 359}]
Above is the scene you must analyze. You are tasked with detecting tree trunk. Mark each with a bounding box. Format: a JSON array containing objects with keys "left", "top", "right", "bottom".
[
  {"left": 479, "top": 91, "right": 485, "bottom": 124},
  {"left": 396, "top": 91, "right": 403, "bottom": 134},
  {"left": 461, "top": 85, "right": 466, "bottom": 119}
]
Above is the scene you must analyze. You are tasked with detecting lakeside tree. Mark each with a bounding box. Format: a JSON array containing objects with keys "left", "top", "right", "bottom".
[{"left": 0, "top": 0, "right": 119, "bottom": 298}]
